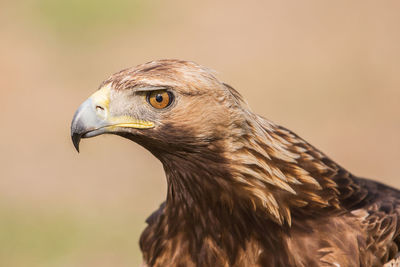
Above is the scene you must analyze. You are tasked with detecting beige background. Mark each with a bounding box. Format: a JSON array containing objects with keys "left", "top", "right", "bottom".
[{"left": 0, "top": 1, "right": 399, "bottom": 266}]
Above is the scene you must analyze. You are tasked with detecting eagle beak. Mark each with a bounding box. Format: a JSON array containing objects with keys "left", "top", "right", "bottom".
[{"left": 71, "top": 85, "right": 154, "bottom": 152}]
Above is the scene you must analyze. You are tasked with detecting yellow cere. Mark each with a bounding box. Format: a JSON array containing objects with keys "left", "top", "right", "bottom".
[{"left": 91, "top": 85, "right": 111, "bottom": 109}]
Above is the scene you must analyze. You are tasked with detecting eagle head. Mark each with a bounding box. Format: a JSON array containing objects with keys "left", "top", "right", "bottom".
[{"left": 71, "top": 59, "right": 244, "bottom": 158}]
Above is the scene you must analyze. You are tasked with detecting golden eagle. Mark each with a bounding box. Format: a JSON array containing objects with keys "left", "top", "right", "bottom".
[{"left": 71, "top": 59, "right": 400, "bottom": 267}]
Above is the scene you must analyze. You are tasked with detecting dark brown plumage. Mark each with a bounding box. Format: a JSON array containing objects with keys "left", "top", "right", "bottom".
[{"left": 71, "top": 59, "right": 400, "bottom": 267}]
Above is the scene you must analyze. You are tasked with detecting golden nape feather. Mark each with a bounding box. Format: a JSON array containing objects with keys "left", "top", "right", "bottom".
[{"left": 71, "top": 59, "right": 400, "bottom": 267}]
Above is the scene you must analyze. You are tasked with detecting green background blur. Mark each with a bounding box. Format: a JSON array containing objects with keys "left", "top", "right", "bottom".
[{"left": 1, "top": 1, "right": 399, "bottom": 266}]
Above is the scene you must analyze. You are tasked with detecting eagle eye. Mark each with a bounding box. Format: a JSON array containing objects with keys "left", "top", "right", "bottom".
[{"left": 147, "top": 90, "right": 174, "bottom": 109}]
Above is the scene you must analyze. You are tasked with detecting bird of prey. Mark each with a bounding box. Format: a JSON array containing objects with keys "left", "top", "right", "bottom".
[{"left": 71, "top": 59, "right": 400, "bottom": 267}]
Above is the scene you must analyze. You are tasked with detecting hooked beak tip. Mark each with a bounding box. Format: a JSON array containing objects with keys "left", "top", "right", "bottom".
[{"left": 71, "top": 132, "right": 81, "bottom": 153}]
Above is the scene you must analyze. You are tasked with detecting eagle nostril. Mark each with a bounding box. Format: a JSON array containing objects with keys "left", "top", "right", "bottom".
[
  {"left": 96, "top": 105, "right": 104, "bottom": 111},
  {"left": 95, "top": 105, "right": 107, "bottom": 118}
]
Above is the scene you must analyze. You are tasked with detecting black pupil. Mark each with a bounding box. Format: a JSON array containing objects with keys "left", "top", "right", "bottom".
[{"left": 155, "top": 94, "right": 163, "bottom": 103}]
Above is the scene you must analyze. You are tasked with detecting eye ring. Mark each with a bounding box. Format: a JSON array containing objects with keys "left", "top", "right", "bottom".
[{"left": 146, "top": 90, "right": 174, "bottom": 109}]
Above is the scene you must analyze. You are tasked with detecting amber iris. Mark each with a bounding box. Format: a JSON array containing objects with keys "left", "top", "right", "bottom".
[{"left": 147, "top": 91, "right": 173, "bottom": 109}]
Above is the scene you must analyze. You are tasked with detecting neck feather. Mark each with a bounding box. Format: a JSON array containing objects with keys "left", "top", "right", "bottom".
[{"left": 158, "top": 113, "right": 343, "bottom": 227}]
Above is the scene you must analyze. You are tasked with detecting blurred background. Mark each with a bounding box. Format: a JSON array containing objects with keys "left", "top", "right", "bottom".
[{"left": 0, "top": 0, "right": 399, "bottom": 266}]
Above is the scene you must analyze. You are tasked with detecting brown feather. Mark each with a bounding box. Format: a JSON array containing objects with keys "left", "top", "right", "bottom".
[{"left": 97, "top": 60, "right": 400, "bottom": 266}]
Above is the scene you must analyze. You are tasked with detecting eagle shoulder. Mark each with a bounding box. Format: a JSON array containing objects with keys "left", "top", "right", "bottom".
[{"left": 335, "top": 173, "right": 400, "bottom": 265}]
